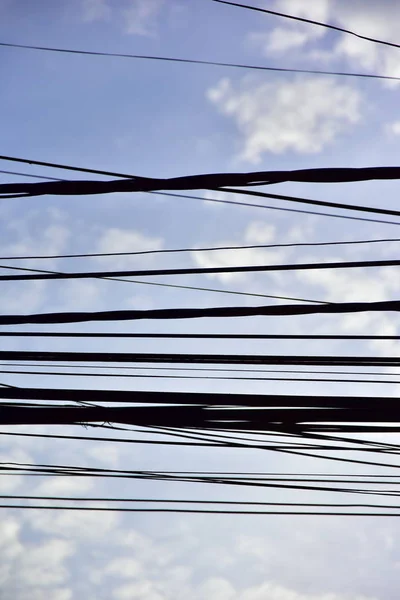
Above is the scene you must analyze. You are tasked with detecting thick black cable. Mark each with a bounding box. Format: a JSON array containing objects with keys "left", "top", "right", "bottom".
[
  {"left": 1, "top": 299, "right": 400, "bottom": 326},
  {"left": 2, "top": 158, "right": 400, "bottom": 226},
  {"left": 0, "top": 351, "right": 398, "bottom": 367},
  {"left": 3, "top": 167, "right": 400, "bottom": 198},
  {"left": 0, "top": 386, "right": 398, "bottom": 409},
  {"left": 1, "top": 257, "right": 400, "bottom": 283},
  {"left": 212, "top": 0, "right": 400, "bottom": 52},
  {"left": 3, "top": 168, "right": 400, "bottom": 222},
  {"left": 1, "top": 40, "right": 399, "bottom": 82},
  {"left": 0, "top": 332, "right": 397, "bottom": 340}
]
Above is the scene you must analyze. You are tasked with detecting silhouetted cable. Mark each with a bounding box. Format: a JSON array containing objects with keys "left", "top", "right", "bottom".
[
  {"left": 4, "top": 505, "right": 400, "bottom": 515},
  {"left": 3, "top": 495, "right": 400, "bottom": 511},
  {"left": 5, "top": 362, "right": 400, "bottom": 377},
  {"left": 220, "top": 186, "right": 400, "bottom": 218},
  {"left": 2, "top": 157, "right": 400, "bottom": 226},
  {"left": 3, "top": 167, "right": 400, "bottom": 198},
  {"left": 0, "top": 299, "right": 400, "bottom": 326},
  {"left": 0, "top": 351, "right": 399, "bottom": 368},
  {"left": 0, "top": 263, "right": 324, "bottom": 305},
  {"left": 153, "top": 191, "right": 400, "bottom": 227},
  {"left": 2, "top": 154, "right": 400, "bottom": 188},
  {"left": 0, "top": 386, "right": 398, "bottom": 409},
  {"left": 1, "top": 257, "right": 400, "bottom": 283},
  {"left": 212, "top": 0, "right": 400, "bottom": 52},
  {"left": 1, "top": 368, "right": 397, "bottom": 385},
  {"left": 1, "top": 40, "right": 399, "bottom": 82},
  {"left": 0, "top": 332, "right": 397, "bottom": 340}
]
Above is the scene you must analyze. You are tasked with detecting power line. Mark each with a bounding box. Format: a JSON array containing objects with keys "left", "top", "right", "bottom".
[
  {"left": 1, "top": 257, "right": 400, "bottom": 283},
  {"left": 153, "top": 191, "right": 400, "bottom": 227},
  {"left": 4, "top": 362, "right": 400, "bottom": 377},
  {"left": 0, "top": 175, "right": 398, "bottom": 258},
  {"left": 3, "top": 166, "right": 400, "bottom": 199},
  {"left": 219, "top": 186, "right": 400, "bottom": 219},
  {"left": 212, "top": 0, "right": 400, "bottom": 52},
  {"left": 0, "top": 262, "right": 325, "bottom": 305},
  {"left": 0, "top": 299, "right": 400, "bottom": 326},
  {"left": 1, "top": 40, "right": 399, "bottom": 83},
  {"left": 2, "top": 367, "right": 399, "bottom": 385},
  {"left": 2, "top": 158, "right": 400, "bottom": 226},
  {"left": 0, "top": 332, "right": 397, "bottom": 340}
]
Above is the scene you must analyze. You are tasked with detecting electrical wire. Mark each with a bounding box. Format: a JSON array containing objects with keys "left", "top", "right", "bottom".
[
  {"left": 0, "top": 350, "right": 399, "bottom": 367},
  {"left": 1, "top": 257, "right": 400, "bottom": 283},
  {"left": 0, "top": 299, "right": 400, "bottom": 326},
  {"left": 0, "top": 332, "right": 397, "bottom": 341},
  {"left": 1, "top": 40, "right": 399, "bottom": 83},
  {"left": 2, "top": 158, "right": 400, "bottom": 227},
  {"left": 211, "top": 0, "right": 400, "bottom": 52}
]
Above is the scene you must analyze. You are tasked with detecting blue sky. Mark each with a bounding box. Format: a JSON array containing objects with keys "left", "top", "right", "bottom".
[{"left": 1, "top": 1, "right": 400, "bottom": 599}]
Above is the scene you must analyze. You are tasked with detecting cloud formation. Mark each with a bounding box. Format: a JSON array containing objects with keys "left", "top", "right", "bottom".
[{"left": 207, "top": 76, "right": 362, "bottom": 162}]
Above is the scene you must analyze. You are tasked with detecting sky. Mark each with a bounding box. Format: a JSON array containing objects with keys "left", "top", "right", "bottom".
[{"left": 1, "top": 0, "right": 400, "bottom": 598}]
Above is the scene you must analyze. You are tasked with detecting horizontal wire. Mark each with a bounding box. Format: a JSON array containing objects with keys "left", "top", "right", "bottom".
[
  {"left": 1, "top": 368, "right": 399, "bottom": 385},
  {"left": 1, "top": 257, "right": 400, "bottom": 283},
  {"left": 2, "top": 495, "right": 400, "bottom": 510},
  {"left": 2, "top": 505, "right": 400, "bottom": 515},
  {"left": 0, "top": 332, "right": 397, "bottom": 340},
  {"left": 4, "top": 362, "right": 400, "bottom": 377},
  {"left": 0, "top": 350, "right": 398, "bottom": 367},
  {"left": 1, "top": 39, "right": 399, "bottom": 82},
  {"left": 1, "top": 258, "right": 400, "bottom": 284}
]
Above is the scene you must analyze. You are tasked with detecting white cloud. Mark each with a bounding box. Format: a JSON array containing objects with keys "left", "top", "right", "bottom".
[
  {"left": 191, "top": 220, "right": 286, "bottom": 283},
  {"left": 96, "top": 228, "right": 163, "bottom": 268},
  {"left": 207, "top": 77, "right": 362, "bottom": 162},
  {"left": 249, "top": 0, "right": 330, "bottom": 55},
  {"left": 250, "top": 0, "right": 400, "bottom": 86},
  {"left": 386, "top": 121, "right": 400, "bottom": 135},
  {"left": 123, "top": 0, "right": 164, "bottom": 37},
  {"left": 81, "top": 0, "right": 111, "bottom": 22}
]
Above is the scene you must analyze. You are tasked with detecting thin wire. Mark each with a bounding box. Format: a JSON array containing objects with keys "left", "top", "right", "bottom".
[
  {"left": 3, "top": 495, "right": 400, "bottom": 510},
  {"left": 212, "top": 0, "right": 400, "bottom": 52},
  {"left": 0, "top": 263, "right": 325, "bottom": 305},
  {"left": 153, "top": 191, "right": 400, "bottom": 227},
  {"left": 1, "top": 368, "right": 398, "bottom": 385},
  {"left": 219, "top": 186, "right": 400, "bottom": 219},
  {"left": 2, "top": 504, "right": 400, "bottom": 515},
  {"left": 1, "top": 40, "right": 399, "bottom": 82},
  {"left": 4, "top": 362, "right": 400, "bottom": 377}
]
